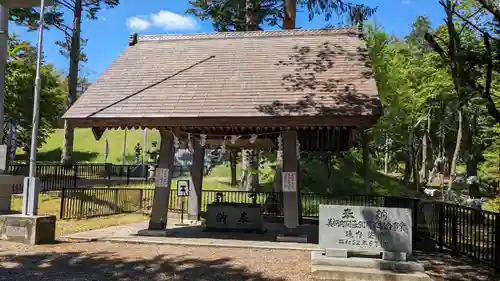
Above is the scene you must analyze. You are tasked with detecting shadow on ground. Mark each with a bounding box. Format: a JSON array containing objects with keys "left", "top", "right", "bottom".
[
  {"left": 0, "top": 250, "right": 287, "bottom": 281},
  {"left": 417, "top": 250, "right": 497, "bottom": 281}
]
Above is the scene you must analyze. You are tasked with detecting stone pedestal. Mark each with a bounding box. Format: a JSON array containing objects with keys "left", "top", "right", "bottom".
[
  {"left": 0, "top": 214, "right": 56, "bottom": 245},
  {"left": 0, "top": 175, "right": 25, "bottom": 214},
  {"left": 311, "top": 252, "right": 431, "bottom": 281}
]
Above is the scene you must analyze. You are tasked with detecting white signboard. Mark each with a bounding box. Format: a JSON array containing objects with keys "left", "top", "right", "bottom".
[
  {"left": 282, "top": 172, "right": 297, "bottom": 192},
  {"left": 177, "top": 180, "right": 190, "bottom": 197},
  {"left": 155, "top": 168, "right": 170, "bottom": 187}
]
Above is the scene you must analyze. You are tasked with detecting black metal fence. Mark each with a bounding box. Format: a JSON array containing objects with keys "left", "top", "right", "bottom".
[
  {"left": 420, "top": 201, "right": 499, "bottom": 271},
  {"left": 7, "top": 163, "right": 190, "bottom": 194}
]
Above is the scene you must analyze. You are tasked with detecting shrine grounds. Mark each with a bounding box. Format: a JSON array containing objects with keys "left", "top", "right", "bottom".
[{"left": 0, "top": 235, "right": 495, "bottom": 281}]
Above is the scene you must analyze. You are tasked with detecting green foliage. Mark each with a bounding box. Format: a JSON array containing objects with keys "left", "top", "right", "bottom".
[
  {"left": 186, "top": 0, "right": 377, "bottom": 31},
  {"left": 5, "top": 35, "right": 66, "bottom": 153},
  {"left": 482, "top": 197, "right": 500, "bottom": 213}
]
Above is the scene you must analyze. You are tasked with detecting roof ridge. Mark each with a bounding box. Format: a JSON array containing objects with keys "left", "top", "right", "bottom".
[{"left": 136, "top": 28, "right": 359, "bottom": 42}]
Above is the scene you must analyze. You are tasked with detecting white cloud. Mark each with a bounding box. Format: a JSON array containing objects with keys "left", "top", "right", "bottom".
[
  {"left": 126, "top": 16, "right": 151, "bottom": 31},
  {"left": 126, "top": 10, "right": 198, "bottom": 32}
]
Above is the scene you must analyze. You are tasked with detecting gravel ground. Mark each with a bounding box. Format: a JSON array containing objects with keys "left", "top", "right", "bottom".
[
  {"left": 0, "top": 241, "right": 497, "bottom": 281},
  {"left": 0, "top": 241, "right": 310, "bottom": 281}
]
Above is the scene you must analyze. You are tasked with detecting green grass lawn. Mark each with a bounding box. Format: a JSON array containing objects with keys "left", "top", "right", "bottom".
[
  {"left": 11, "top": 193, "right": 149, "bottom": 236},
  {"left": 33, "top": 128, "right": 161, "bottom": 164}
]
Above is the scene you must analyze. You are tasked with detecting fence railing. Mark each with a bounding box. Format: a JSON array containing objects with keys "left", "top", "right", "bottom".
[
  {"left": 419, "top": 201, "right": 499, "bottom": 271},
  {"left": 7, "top": 163, "right": 190, "bottom": 193}
]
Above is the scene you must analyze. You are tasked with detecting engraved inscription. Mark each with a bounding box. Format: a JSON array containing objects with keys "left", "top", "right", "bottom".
[
  {"left": 6, "top": 225, "right": 27, "bottom": 237},
  {"left": 319, "top": 205, "right": 412, "bottom": 253}
]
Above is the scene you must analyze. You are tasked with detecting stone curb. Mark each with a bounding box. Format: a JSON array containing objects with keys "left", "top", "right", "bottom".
[{"left": 60, "top": 236, "right": 320, "bottom": 252}]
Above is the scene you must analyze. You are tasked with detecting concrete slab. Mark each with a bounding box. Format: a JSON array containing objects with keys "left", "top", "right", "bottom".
[
  {"left": 276, "top": 234, "right": 308, "bottom": 243},
  {"left": 62, "top": 220, "right": 320, "bottom": 252},
  {"left": 325, "top": 248, "right": 348, "bottom": 258},
  {"left": 311, "top": 264, "right": 432, "bottom": 281},
  {"left": 136, "top": 229, "right": 170, "bottom": 237},
  {"left": 311, "top": 252, "right": 425, "bottom": 272}
]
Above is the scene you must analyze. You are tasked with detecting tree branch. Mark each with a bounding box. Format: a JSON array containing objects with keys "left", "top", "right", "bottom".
[
  {"left": 481, "top": 33, "right": 500, "bottom": 123},
  {"left": 475, "top": 0, "right": 500, "bottom": 23},
  {"left": 57, "top": 0, "right": 75, "bottom": 12},
  {"left": 424, "top": 33, "right": 448, "bottom": 60}
]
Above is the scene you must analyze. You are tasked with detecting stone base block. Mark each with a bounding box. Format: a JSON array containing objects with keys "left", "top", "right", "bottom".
[
  {"left": 276, "top": 233, "right": 308, "bottom": 243},
  {"left": 311, "top": 252, "right": 425, "bottom": 273},
  {"left": 0, "top": 214, "right": 56, "bottom": 245},
  {"left": 383, "top": 251, "right": 407, "bottom": 262},
  {"left": 310, "top": 265, "right": 432, "bottom": 281},
  {"left": 137, "top": 229, "right": 170, "bottom": 237},
  {"left": 325, "top": 248, "right": 348, "bottom": 258}
]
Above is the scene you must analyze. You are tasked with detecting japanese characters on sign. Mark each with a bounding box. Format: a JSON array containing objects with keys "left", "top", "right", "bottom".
[
  {"left": 177, "top": 180, "right": 190, "bottom": 197},
  {"left": 155, "top": 168, "right": 170, "bottom": 187},
  {"left": 215, "top": 212, "right": 228, "bottom": 224},
  {"left": 237, "top": 212, "right": 251, "bottom": 224},
  {"left": 282, "top": 172, "right": 297, "bottom": 192},
  {"left": 319, "top": 205, "right": 412, "bottom": 254}
]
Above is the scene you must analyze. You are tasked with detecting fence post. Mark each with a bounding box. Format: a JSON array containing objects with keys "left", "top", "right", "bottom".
[
  {"left": 138, "top": 189, "right": 143, "bottom": 210},
  {"left": 126, "top": 166, "right": 131, "bottom": 186},
  {"left": 451, "top": 208, "right": 458, "bottom": 253},
  {"left": 495, "top": 213, "right": 500, "bottom": 273},
  {"left": 438, "top": 202, "right": 444, "bottom": 251},
  {"left": 59, "top": 188, "right": 66, "bottom": 219},
  {"left": 78, "top": 189, "right": 85, "bottom": 219},
  {"left": 114, "top": 189, "right": 119, "bottom": 214},
  {"left": 73, "top": 165, "right": 78, "bottom": 188},
  {"left": 412, "top": 199, "right": 419, "bottom": 249}
]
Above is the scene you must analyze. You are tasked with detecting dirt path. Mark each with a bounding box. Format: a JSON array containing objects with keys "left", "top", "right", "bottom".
[
  {"left": 0, "top": 241, "right": 310, "bottom": 281},
  {"left": 0, "top": 241, "right": 497, "bottom": 281}
]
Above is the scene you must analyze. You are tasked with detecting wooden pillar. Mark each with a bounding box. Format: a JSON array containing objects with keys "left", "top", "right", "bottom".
[
  {"left": 147, "top": 130, "right": 175, "bottom": 230},
  {"left": 274, "top": 148, "right": 283, "bottom": 193},
  {"left": 282, "top": 131, "right": 299, "bottom": 230},
  {"left": 188, "top": 139, "right": 205, "bottom": 220}
]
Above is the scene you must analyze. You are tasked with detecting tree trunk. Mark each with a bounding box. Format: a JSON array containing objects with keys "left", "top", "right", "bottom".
[
  {"left": 283, "top": 0, "right": 296, "bottom": 29},
  {"left": 61, "top": 0, "right": 82, "bottom": 165},
  {"left": 464, "top": 114, "right": 478, "bottom": 178},
  {"left": 403, "top": 152, "right": 411, "bottom": 186},
  {"left": 448, "top": 107, "right": 463, "bottom": 191},
  {"left": 384, "top": 135, "right": 389, "bottom": 175},
  {"left": 241, "top": 149, "right": 260, "bottom": 191},
  {"left": 420, "top": 110, "right": 431, "bottom": 183},
  {"left": 245, "top": 0, "right": 259, "bottom": 31},
  {"left": 362, "top": 130, "right": 372, "bottom": 194},
  {"left": 229, "top": 150, "right": 237, "bottom": 186}
]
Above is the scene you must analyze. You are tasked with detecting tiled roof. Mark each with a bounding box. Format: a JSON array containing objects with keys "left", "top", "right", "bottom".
[{"left": 63, "top": 28, "right": 381, "bottom": 122}]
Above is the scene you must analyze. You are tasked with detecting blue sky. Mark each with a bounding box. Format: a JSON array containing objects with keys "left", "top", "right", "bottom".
[{"left": 9, "top": 0, "right": 443, "bottom": 82}]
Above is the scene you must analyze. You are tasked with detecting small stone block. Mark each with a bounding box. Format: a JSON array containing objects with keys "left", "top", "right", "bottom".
[
  {"left": 325, "top": 248, "right": 348, "bottom": 258},
  {"left": 276, "top": 234, "right": 308, "bottom": 243},
  {"left": 0, "top": 214, "right": 56, "bottom": 245},
  {"left": 137, "top": 229, "right": 170, "bottom": 237},
  {"left": 383, "top": 251, "right": 407, "bottom": 262}
]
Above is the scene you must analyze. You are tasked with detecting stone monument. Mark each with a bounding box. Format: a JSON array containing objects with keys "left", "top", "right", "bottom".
[
  {"left": 0, "top": 145, "right": 56, "bottom": 245},
  {"left": 311, "top": 204, "right": 431, "bottom": 281}
]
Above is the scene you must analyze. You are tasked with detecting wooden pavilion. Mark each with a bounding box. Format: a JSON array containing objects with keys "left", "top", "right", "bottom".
[{"left": 63, "top": 28, "right": 382, "bottom": 233}]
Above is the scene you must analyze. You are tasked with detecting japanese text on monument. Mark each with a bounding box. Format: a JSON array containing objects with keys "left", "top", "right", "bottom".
[{"left": 319, "top": 205, "right": 412, "bottom": 253}]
